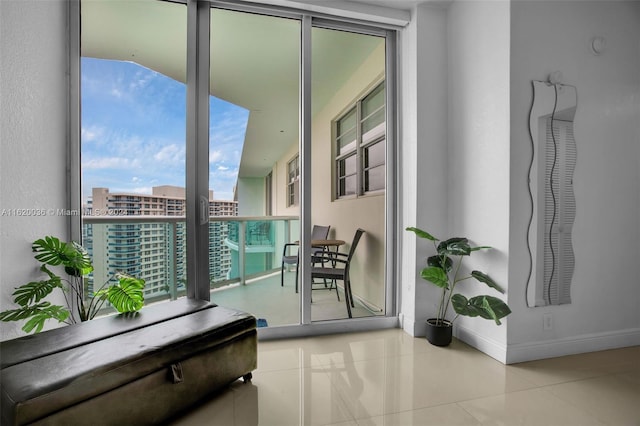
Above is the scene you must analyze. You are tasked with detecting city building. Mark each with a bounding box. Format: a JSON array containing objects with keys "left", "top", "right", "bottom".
[{"left": 87, "top": 186, "right": 237, "bottom": 300}]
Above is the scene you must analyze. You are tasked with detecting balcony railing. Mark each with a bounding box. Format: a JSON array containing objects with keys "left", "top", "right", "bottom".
[{"left": 82, "top": 215, "right": 299, "bottom": 307}]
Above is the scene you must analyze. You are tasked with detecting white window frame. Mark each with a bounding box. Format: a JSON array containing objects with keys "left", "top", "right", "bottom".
[
  {"left": 286, "top": 154, "right": 299, "bottom": 207},
  {"left": 334, "top": 80, "right": 386, "bottom": 200},
  {"left": 72, "top": 0, "right": 399, "bottom": 330}
]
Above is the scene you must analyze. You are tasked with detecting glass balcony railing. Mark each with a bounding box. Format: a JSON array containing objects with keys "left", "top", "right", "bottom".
[{"left": 82, "top": 216, "right": 299, "bottom": 308}]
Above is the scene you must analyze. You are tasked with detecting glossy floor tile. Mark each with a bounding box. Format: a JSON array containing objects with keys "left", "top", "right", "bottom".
[
  {"left": 170, "top": 329, "right": 640, "bottom": 426},
  {"left": 209, "top": 273, "right": 378, "bottom": 327}
]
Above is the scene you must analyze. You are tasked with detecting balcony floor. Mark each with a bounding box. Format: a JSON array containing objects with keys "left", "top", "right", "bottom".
[{"left": 210, "top": 270, "right": 379, "bottom": 326}]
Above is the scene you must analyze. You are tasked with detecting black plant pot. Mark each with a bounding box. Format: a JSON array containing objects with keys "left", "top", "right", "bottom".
[{"left": 425, "top": 318, "right": 452, "bottom": 346}]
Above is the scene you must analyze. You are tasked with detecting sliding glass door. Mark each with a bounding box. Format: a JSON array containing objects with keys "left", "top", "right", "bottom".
[
  {"left": 206, "top": 8, "right": 302, "bottom": 327},
  {"left": 79, "top": 0, "right": 395, "bottom": 330},
  {"left": 310, "top": 26, "right": 388, "bottom": 321},
  {"left": 80, "top": 0, "right": 188, "bottom": 306}
]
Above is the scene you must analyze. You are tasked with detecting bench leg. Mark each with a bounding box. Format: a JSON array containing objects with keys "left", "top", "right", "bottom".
[{"left": 242, "top": 372, "right": 253, "bottom": 383}]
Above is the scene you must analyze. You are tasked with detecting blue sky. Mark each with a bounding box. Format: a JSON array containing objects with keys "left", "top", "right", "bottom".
[{"left": 81, "top": 57, "right": 248, "bottom": 201}]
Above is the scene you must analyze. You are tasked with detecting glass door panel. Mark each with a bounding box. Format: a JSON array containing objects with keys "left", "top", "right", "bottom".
[
  {"left": 80, "top": 0, "right": 187, "bottom": 309},
  {"left": 207, "top": 8, "right": 301, "bottom": 327},
  {"left": 310, "top": 26, "right": 387, "bottom": 321}
]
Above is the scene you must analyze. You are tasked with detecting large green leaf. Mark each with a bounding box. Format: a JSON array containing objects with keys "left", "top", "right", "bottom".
[
  {"left": 437, "top": 238, "right": 471, "bottom": 256},
  {"left": 451, "top": 294, "right": 511, "bottom": 325},
  {"left": 406, "top": 227, "right": 439, "bottom": 242},
  {"left": 469, "top": 245, "right": 492, "bottom": 252},
  {"left": 64, "top": 242, "right": 93, "bottom": 276},
  {"left": 421, "top": 266, "right": 449, "bottom": 289},
  {"left": 0, "top": 302, "right": 69, "bottom": 334},
  {"left": 427, "top": 255, "right": 453, "bottom": 272},
  {"left": 451, "top": 294, "right": 473, "bottom": 315},
  {"left": 12, "top": 277, "right": 62, "bottom": 307},
  {"left": 32, "top": 237, "right": 92, "bottom": 275},
  {"left": 471, "top": 271, "right": 504, "bottom": 293},
  {"left": 101, "top": 275, "right": 146, "bottom": 313},
  {"left": 32, "top": 236, "right": 74, "bottom": 266}
]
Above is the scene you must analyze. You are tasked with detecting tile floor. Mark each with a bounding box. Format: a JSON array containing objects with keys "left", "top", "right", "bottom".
[
  {"left": 170, "top": 329, "right": 640, "bottom": 426},
  {"left": 210, "top": 272, "right": 379, "bottom": 326}
]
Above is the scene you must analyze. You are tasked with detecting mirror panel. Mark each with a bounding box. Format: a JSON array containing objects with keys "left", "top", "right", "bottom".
[{"left": 527, "top": 80, "right": 577, "bottom": 307}]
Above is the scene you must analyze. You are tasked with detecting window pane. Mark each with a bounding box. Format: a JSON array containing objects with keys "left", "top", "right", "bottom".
[
  {"left": 338, "top": 131, "right": 357, "bottom": 155},
  {"left": 339, "top": 175, "right": 357, "bottom": 196},
  {"left": 365, "top": 164, "right": 385, "bottom": 192},
  {"left": 209, "top": 8, "right": 301, "bottom": 327},
  {"left": 345, "top": 154, "right": 357, "bottom": 175},
  {"left": 339, "top": 154, "right": 357, "bottom": 178},
  {"left": 362, "top": 83, "right": 385, "bottom": 143},
  {"left": 337, "top": 108, "right": 357, "bottom": 135},
  {"left": 314, "top": 23, "right": 389, "bottom": 321},
  {"left": 362, "top": 83, "right": 384, "bottom": 117},
  {"left": 365, "top": 140, "right": 385, "bottom": 168},
  {"left": 81, "top": 0, "right": 187, "bottom": 306},
  {"left": 337, "top": 109, "right": 357, "bottom": 155}
]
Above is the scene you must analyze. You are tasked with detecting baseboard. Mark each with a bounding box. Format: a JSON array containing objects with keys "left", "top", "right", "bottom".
[
  {"left": 399, "top": 319, "right": 640, "bottom": 364},
  {"left": 454, "top": 324, "right": 508, "bottom": 364},
  {"left": 506, "top": 327, "right": 640, "bottom": 364},
  {"left": 400, "top": 315, "right": 423, "bottom": 337}
]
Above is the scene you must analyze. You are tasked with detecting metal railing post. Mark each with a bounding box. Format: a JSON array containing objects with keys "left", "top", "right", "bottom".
[
  {"left": 170, "top": 222, "right": 178, "bottom": 300},
  {"left": 239, "top": 221, "right": 246, "bottom": 285}
]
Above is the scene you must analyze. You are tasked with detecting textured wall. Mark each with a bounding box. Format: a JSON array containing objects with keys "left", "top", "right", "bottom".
[{"left": 0, "top": 0, "right": 69, "bottom": 340}]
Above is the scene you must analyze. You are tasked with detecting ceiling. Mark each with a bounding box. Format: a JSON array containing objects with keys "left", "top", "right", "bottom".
[
  {"left": 82, "top": 0, "right": 384, "bottom": 178},
  {"left": 345, "top": 0, "right": 431, "bottom": 9}
]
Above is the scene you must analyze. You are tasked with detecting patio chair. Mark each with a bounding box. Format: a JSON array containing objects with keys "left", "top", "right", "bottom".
[
  {"left": 310, "top": 228, "right": 365, "bottom": 318},
  {"left": 280, "top": 225, "right": 330, "bottom": 292}
]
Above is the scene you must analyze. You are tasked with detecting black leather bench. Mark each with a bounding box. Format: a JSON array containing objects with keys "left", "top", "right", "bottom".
[{"left": 0, "top": 298, "right": 257, "bottom": 425}]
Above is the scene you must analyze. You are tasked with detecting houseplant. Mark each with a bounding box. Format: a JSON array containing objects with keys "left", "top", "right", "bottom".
[
  {"left": 0, "top": 236, "right": 145, "bottom": 334},
  {"left": 406, "top": 227, "right": 511, "bottom": 346}
]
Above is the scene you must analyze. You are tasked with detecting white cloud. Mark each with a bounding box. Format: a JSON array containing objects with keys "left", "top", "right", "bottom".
[
  {"left": 209, "top": 150, "right": 224, "bottom": 163},
  {"left": 83, "top": 157, "right": 133, "bottom": 170},
  {"left": 130, "top": 69, "right": 157, "bottom": 91},
  {"left": 154, "top": 144, "right": 185, "bottom": 165},
  {"left": 81, "top": 125, "right": 104, "bottom": 143}
]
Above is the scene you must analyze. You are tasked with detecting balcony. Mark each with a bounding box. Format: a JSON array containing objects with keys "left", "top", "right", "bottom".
[{"left": 83, "top": 216, "right": 379, "bottom": 325}]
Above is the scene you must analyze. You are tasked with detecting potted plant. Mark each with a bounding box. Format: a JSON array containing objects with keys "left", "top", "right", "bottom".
[
  {"left": 406, "top": 227, "right": 511, "bottom": 346},
  {"left": 0, "top": 236, "right": 145, "bottom": 334}
]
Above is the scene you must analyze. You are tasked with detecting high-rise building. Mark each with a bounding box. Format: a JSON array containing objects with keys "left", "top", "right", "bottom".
[{"left": 86, "top": 186, "right": 238, "bottom": 301}]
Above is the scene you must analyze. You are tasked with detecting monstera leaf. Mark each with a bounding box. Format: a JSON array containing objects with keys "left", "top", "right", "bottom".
[
  {"left": 97, "top": 275, "right": 145, "bottom": 314},
  {"left": 12, "top": 273, "right": 63, "bottom": 307},
  {"left": 32, "top": 237, "right": 93, "bottom": 275},
  {"left": 0, "top": 302, "right": 69, "bottom": 333}
]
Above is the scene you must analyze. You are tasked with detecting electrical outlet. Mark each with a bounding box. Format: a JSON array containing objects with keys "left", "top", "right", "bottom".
[{"left": 543, "top": 313, "right": 553, "bottom": 330}]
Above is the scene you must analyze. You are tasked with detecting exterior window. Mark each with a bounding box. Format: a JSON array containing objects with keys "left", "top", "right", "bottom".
[
  {"left": 287, "top": 154, "right": 299, "bottom": 207},
  {"left": 335, "top": 81, "right": 385, "bottom": 198}
]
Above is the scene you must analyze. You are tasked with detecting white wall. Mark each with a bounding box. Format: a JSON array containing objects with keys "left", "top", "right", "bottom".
[
  {"left": 237, "top": 177, "right": 266, "bottom": 216},
  {"left": 507, "top": 0, "right": 640, "bottom": 362},
  {"left": 0, "top": 0, "right": 70, "bottom": 340},
  {"left": 446, "top": 0, "right": 512, "bottom": 361},
  {"left": 401, "top": 3, "right": 449, "bottom": 336}
]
